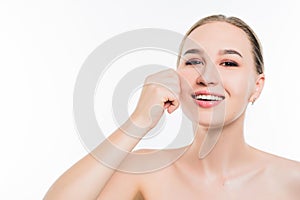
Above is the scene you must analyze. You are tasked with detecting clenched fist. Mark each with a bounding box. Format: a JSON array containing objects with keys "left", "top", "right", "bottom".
[{"left": 130, "top": 69, "right": 181, "bottom": 130}]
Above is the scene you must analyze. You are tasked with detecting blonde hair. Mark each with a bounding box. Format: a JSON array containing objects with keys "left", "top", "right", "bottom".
[{"left": 177, "top": 14, "right": 264, "bottom": 74}]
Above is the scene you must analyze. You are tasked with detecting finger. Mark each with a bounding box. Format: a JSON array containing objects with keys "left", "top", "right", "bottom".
[
  {"left": 167, "top": 99, "right": 180, "bottom": 114},
  {"left": 163, "top": 101, "right": 172, "bottom": 109},
  {"left": 162, "top": 96, "right": 176, "bottom": 108}
]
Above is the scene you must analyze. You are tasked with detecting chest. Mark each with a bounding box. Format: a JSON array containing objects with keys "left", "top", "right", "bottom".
[{"left": 141, "top": 173, "right": 288, "bottom": 200}]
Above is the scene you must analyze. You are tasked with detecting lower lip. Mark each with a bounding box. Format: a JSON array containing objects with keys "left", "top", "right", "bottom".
[{"left": 194, "top": 99, "right": 223, "bottom": 108}]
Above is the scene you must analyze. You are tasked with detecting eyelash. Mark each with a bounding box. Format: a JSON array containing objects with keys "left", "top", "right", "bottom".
[
  {"left": 184, "top": 59, "right": 239, "bottom": 67},
  {"left": 220, "top": 61, "right": 239, "bottom": 67},
  {"left": 185, "top": 59, "right": 205, "bottom": 66}
]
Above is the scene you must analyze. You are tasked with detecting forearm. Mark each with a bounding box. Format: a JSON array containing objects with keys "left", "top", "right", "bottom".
[{"left": 44, "top": 119, "right": 149, "bottom": 200}]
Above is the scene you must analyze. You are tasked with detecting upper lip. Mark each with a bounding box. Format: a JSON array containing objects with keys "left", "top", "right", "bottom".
[{"left": 191, "top": 90, "right": 225, "bottom": 100}]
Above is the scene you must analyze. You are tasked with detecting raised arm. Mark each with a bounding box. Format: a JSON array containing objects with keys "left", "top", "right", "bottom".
[{"left": 44, "top": 69, "right": 180, "bottom": 200}]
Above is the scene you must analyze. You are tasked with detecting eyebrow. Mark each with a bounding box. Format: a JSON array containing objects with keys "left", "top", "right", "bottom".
[
  {"left": 183, "top": 48, "right": 204, "bottom": 56},
  {"left": 219, "top": 49, "right": 243, "bottom": 58},
  {"left": 183, "top": 48, "right": 243, "bottom": 58}
]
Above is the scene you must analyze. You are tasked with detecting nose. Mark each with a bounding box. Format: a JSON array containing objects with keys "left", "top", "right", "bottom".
[{"left": 195, "top": 61, "right": 219, "bottom": 87}]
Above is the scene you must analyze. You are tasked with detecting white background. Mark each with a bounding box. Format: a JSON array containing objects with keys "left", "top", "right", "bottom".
[{"left": 1, "top": 0, "right": 300, "bottom": 199}]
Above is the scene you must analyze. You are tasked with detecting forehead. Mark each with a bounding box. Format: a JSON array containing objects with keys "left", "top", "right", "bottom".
[{"left": 183, "top": 22, "right": 252, "bottom": 59}]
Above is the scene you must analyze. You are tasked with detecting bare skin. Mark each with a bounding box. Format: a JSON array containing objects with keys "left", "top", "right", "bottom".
[
  {"left": 99, "top": 117, "right": 300, "bottom": 200},
  {"left": 44, "top": 22, "right": 300, "bottom": 200}
]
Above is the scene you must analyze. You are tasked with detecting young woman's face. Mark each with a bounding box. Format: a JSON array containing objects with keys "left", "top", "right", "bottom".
[{"left": 177, "top": 22, "right": 264, "bottom": 128}]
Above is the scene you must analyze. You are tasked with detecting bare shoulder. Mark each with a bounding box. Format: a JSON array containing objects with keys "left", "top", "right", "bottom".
[
  {"left": 127, "top": 148, "right": 182, "bottom": 175},
  {"left": 255, "top": 148, "right": 300, "bottom": 194},
  {"left": 120, "top": 148, "right": 181, "bottom": 199},
  {"left": 127, "top": 148, "right": 184, "bottom": 180},
  {"left": 98, "top": 148, "right": 178, "bottom": 199},
  {"left": 262, "top": 150, "right": 300, "bottom": 176}
]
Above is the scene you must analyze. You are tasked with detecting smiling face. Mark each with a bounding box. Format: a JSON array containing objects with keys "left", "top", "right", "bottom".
[{"left": 177, "top": 21, "right": 265, "bottom": 128}]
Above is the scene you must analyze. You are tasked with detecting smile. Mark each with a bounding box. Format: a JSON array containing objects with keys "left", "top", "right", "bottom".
[
  {"left": 192, "top": 94, "right": 224, "bottom": 101},
  {"left": 191, "top": 92, "right": 225, "bottom": 108}
]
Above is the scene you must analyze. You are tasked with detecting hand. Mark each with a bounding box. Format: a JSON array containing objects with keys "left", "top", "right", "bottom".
[{"left": 130, "top": 69, "right": 181, "bottom": 130}]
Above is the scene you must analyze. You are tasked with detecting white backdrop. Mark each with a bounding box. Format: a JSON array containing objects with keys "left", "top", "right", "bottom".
[{"left": 1, "top": 1, "right": 300, "bottom": 199}]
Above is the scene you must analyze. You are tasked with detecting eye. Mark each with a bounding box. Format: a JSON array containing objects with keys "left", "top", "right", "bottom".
[
  {"left": 220, "top": 61, "right": 238, "bottom": 67},
  {"left": 185, "top": 59, "right": 205, "bottom": 66}
]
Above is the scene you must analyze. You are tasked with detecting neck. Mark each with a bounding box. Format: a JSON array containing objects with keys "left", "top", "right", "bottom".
[{"left": 181, "top": 113, "right": 257, "bottom": 179}]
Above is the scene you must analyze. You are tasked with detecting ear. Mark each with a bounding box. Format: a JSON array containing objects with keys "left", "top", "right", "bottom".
[{"left": 249, "top": 73, "right": 265, "bottom": 103}]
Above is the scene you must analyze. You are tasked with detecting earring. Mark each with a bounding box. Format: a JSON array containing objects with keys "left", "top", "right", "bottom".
[{"left": 251, "top": 98, "right": 256, "bottom": 105}]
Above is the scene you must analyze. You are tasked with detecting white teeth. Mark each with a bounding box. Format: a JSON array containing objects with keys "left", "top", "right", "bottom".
[{"left": 195, "top": 95, "right": 223, "bottom": 101}]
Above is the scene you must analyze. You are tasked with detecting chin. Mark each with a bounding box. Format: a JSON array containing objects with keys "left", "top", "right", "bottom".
[
  {"left": 181, "top": 98, "right": 230, "bottom": 131},
  {"left": 197, "top": 119, "right": 227, "bottom": 129},
  {"left": 182, "top": 109, "right": 226, "bottom": 129}
]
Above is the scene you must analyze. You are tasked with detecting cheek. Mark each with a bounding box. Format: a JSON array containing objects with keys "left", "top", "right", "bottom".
[
  {"left": 220, "top": 73, "right": 251, "bottom": 123},
  {"left": 177, "top": 68, "right": 198, "bottom": 90},
  {"left": 178, "top": 68, "right": 197, "bottom": 80},
  {"left": 222, "top": 72, "right": 253, "bottom": 103}
]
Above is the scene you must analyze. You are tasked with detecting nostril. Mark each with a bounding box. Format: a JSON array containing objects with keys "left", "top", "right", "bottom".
[
  {"left": 207, "top": 81, "right": 217, "bottom": 86},
  {"left": 196, "top": 76, "right": 209, "bottom": 86},
  {"left": 196, "top": 79, "right": 217, "bottom": 87},
  {"left": 197, "top": 81, "right": 207, "bottom": 86}
]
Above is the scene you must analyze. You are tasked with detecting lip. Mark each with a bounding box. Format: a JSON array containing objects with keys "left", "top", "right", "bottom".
[{"left": 191, "top": 90, "right": 225, "bottom": 108}]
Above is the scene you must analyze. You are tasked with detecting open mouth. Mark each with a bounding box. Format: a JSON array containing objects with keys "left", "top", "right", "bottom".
[
  {"left": 191, "top": 94, "right": 225, "bottom": 101},
  {"left": 191, "top": 92, "right": 225, "bottom": 108}
]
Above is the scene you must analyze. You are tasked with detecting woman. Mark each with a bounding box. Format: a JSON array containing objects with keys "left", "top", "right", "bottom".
[{"left": 44, "top": 15, "right": 300, "bottom": 199}]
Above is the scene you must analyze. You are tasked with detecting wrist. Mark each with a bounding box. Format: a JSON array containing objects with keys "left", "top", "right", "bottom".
[{"left": 119, "top": 114, "right": 152, "bottom": 138}]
